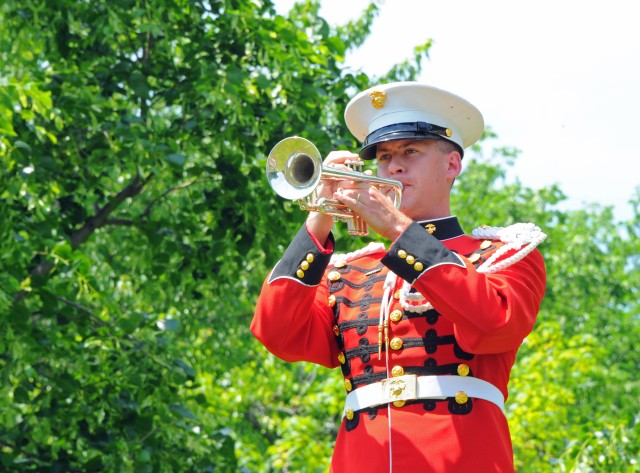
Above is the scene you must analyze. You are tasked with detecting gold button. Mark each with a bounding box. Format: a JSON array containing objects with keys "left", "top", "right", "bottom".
[
  {"left": 389, "top": 310, "right": 403, "bottom": 322},
  {"left": 390, "top": 337, "right": 403, "bottom": 350},
  {"left": 328, "top": 295, "right": 336, "bottom": 307},
  {"left": 296, "top": 269, "right": 305, "bottom": 278},
  {"left": 393, "top": 400, "right": 406, "bottom": 408},
  {"left": 328, "top": 270, "right": 341, "bottom": 281},
  {"left": 333, "top": 325, "right": 340, "bottom": 336},
  {"left": 455, "top": 391, "right": 469, "bottom": 404},
  {"left": 345, "top": 408, "right": 354, "bottom": 420},
  {"left": 334, "top": 260, "right": 346, "bottom": 268},
  {"left": 344, "top": 379, "right": 352, "bottom": 392},
  {"left": 391, "top": 365, "right": 405, "bottom": 377},
  {"left": 469, "top": 253, "right": 481, "bottom": 263},
  {"left": 406, "top": 255, "right": 415, "bottom": 265},
  {"left": 306, "top": 253, "right": 315, "bottom": 263},
  {"left": 413, "top": 262, "right": 424, "bottom": 272},
  {"left": 457, "top": 364, "right": 470, "bottom": 377},
  {"left": 398, "top": 249, "right": 407, "bottom": 259},
  {"left": 393, "top": 289, "right": 401, "bottom": 299},
  {"left": 300, "top": 260, "right": 309, "bottom": 270},
  {"left": 338, "top": 352, "right": 346, "bottom": 364},
  {"left": 480, "top": 240, "right": 492, "bottom": 250}
]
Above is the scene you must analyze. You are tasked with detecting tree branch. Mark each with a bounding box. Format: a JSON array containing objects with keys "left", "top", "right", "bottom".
[
  {"left": 140, "top": 179, "right": 197, "bottom": 219},
  {"left": 69, "top": 172, "right": 155, "bottom": 250},
  {"left": 104, "top": 218, "right": 136, "bottom": 227},
  {"left": 53, "top": 295, "right": 110, "bottom": 328},
  {"left": 245, "top": 409, "right": 278, "bottom": 444},
  {"left": 18, "top": 172, "right": 155, "bottom": 298}
]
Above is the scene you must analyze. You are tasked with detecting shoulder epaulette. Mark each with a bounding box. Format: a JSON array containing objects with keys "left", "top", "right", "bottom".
[
  {"left": 471, "top": 222, "right": 547, "bottom": 273},
  {"left": 329, "top": 242, "right": 386, "bottom": 268}
]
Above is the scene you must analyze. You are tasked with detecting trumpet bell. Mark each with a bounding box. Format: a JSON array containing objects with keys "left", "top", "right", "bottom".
[
  {"left": 266, "top": 137, "right": 322, "bottom": 201},
  {"left": 265, "top": 135, "right": 403, "bottom": 236}
]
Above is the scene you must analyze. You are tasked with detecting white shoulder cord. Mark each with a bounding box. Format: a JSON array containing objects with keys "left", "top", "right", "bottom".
[
  {"left": 329, "top": 242, "right": 386, "bottom": 267},
  {"left": 391, "top": 223, "right": 547, "bottom": 315},
  {"left": 378, "top": 271, "right": 397, "bottom": 473},
  {"left": 378, "top": 271, "right": 396, "bottom": 361},
  {"left": 399, "top": 280, "right": 433, "bottom": 313},
  {"left": 472, "top": 223, "right": 547, "bottom": 274}
]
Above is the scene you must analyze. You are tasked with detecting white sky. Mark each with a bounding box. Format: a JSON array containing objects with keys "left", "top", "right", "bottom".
[{"left": 274, "top": 0, "right": 640, "bottom": 221}]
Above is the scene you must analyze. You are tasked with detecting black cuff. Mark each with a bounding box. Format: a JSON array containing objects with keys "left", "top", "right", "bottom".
[
  {"left": 382, "top": 222, "right": 465, "bottom": 283},
  {"left": 268, "top": 225, "right": 335, "bottom": 286}
]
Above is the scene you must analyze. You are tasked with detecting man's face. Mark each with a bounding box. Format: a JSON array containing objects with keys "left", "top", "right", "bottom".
[{"left": 375, "top": 139, "right": 461, "bottom": 220}]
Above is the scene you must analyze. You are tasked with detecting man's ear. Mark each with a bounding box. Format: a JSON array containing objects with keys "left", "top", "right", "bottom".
[{"left": 446, "top": 151, "right": 463, "bottom": 179}]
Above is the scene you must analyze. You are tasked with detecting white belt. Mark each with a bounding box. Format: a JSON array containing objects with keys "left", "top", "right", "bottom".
[{"left": 342, "top": 375, "right": 505, "bottom": 418}]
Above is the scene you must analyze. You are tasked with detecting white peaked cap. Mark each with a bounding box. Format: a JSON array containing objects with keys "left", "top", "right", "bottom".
[{"left": 344, "top": 82, "right": 484, "bottom": 159}]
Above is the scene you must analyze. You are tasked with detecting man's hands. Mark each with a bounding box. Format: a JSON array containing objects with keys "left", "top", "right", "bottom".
[
  {"left": 334, "top": 185, "right": 412, "bottom": 241},
  {"left": 305, "top": 150, "right": 411, "bottom": 244}
]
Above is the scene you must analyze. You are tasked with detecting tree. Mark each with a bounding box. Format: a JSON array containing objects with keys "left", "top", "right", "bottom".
[
  {"left": 453, "top": 137, "right": 640, "bottom": 472},
  {"left": 0, "top": 0, "right": 414, "bottom": 470}
]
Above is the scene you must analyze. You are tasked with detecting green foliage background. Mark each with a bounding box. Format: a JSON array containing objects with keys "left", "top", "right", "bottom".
[{"left": 1, "top": 0, "right": 638, "bottom": 471}]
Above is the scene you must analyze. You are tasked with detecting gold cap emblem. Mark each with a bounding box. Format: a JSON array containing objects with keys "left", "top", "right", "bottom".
[{"left": 370, "top": 90, "right": 387, "bottom": 109}]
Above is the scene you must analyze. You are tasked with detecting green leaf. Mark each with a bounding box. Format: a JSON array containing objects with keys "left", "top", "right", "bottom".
[
  {"left": 129, "top": 71, "right": 150, "bottom": 98},
  {"left": 14, "top": 140, "right": 31, "bottom": 152},
  {"left": 12, "top": 386, "right": 31, "bottom": 403},
  {"left": 170, "top": 404, "right": 197, "bottom": 420},
  {"left": 165, "top": 153, "right": 186, "bottom": 166},
  {"left": 157, "top": 318, "right": 180, "bottom": 331}
]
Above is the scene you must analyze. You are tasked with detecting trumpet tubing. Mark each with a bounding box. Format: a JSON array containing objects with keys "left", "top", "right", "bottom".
[{"left": 266, "top": 136, "right": 403, "bottom": 236}]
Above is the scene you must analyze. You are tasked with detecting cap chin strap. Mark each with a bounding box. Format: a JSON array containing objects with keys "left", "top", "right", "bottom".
[
  {"left": 360, "top": 121, "right": 462, "bottom": 160},
  {"left": 363, "top": 121, "right": 452, "bottom": 147}
]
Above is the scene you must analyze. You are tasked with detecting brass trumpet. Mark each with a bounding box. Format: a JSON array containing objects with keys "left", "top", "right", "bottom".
[{"left": 266, "top": 136, "right": 403, "bottom": 236}]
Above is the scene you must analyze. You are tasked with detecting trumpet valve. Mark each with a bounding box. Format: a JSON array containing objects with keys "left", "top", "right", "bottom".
[{"left": 344, "top": 159, "right": 364, "bottom": 173}]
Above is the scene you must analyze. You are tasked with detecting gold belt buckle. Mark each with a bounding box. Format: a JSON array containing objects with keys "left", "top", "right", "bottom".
[{"left": 381, "top": 374, "right": 417, "bottom": 403}]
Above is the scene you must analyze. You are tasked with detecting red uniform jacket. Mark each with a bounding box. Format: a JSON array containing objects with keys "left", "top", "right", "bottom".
[{"left": 252, "top": 217, "right": 546, "bottom": 472}]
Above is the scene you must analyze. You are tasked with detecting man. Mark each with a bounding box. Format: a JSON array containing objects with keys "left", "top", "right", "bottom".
[{"left": 251, "top": 82, "right": 546, "bottom": 472}]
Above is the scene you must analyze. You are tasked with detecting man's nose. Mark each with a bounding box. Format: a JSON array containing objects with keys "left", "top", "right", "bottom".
[{"left": 388, "top": 157, "right": 405, "bottom": 174}]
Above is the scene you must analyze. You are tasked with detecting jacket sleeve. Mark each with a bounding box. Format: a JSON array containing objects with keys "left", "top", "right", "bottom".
[
  {"left": 382, "top": 222, "right": 546, "bottom": 354},
  {"left": 250, "top": 224, "right": 341, "bottom": 368}
]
